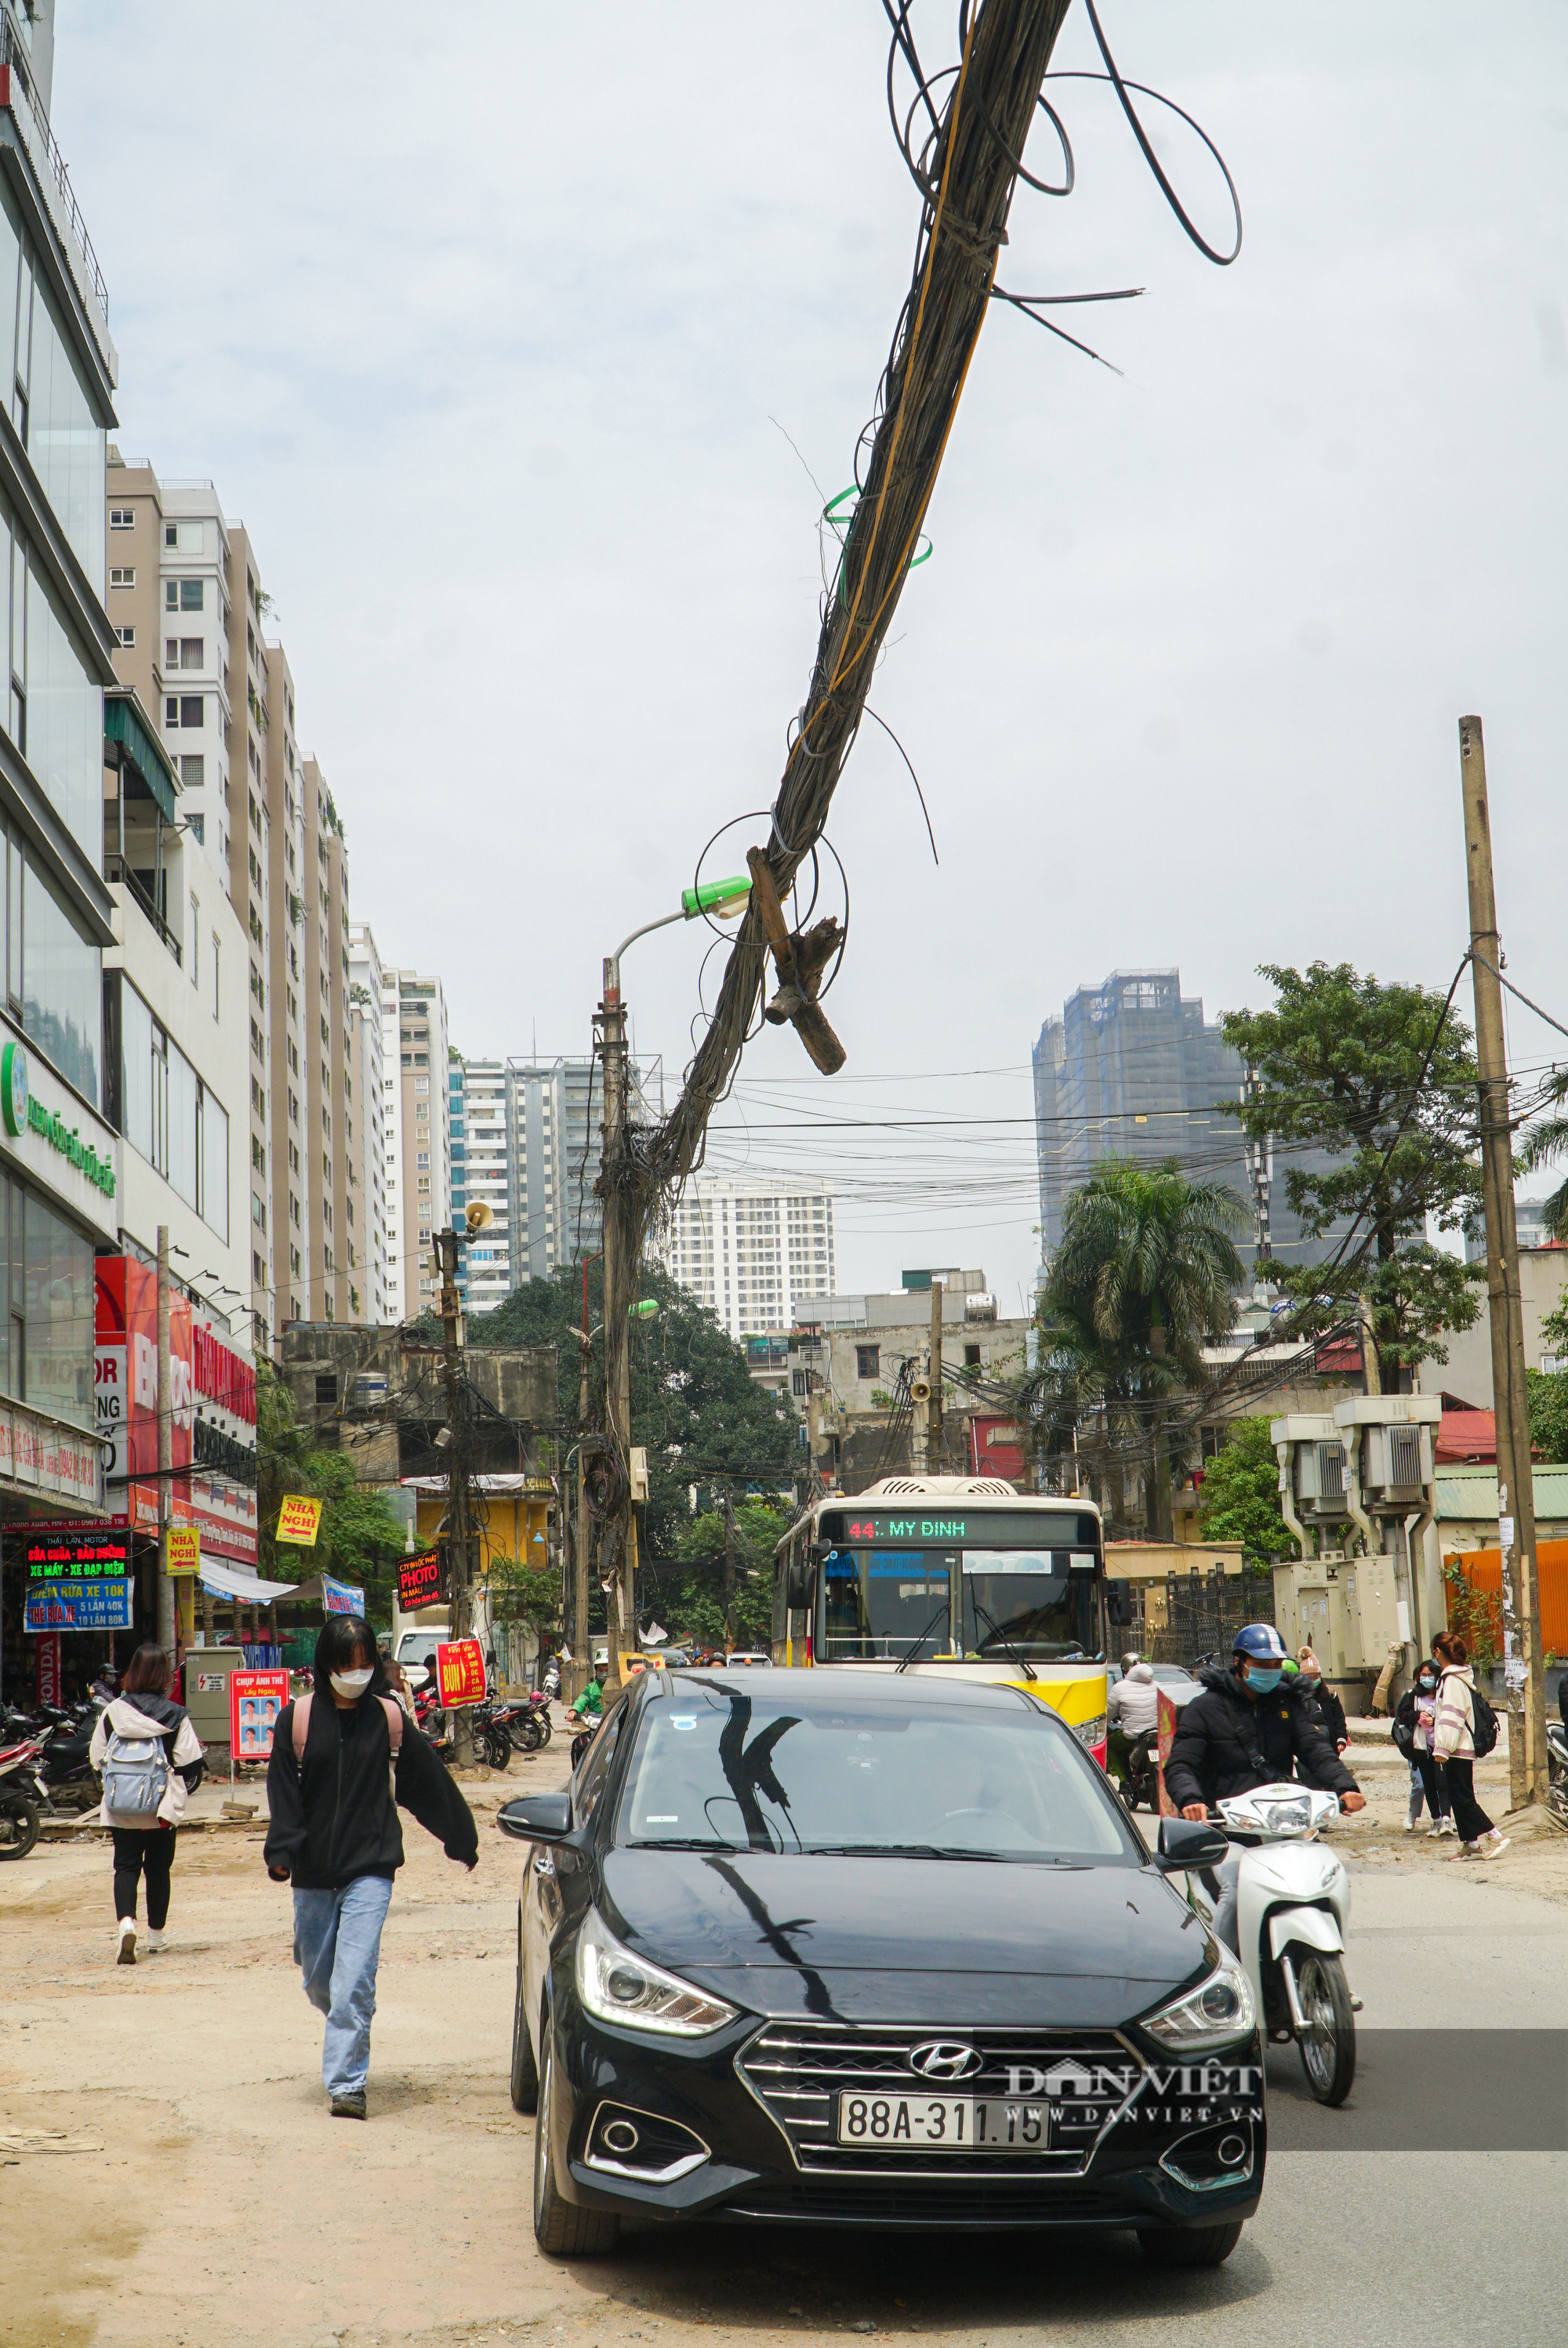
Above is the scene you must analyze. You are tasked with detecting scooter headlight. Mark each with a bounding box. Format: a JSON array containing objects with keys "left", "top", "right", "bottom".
[{"left": 1142, "top": 1956, "right": 1256, "bottom": 2052}]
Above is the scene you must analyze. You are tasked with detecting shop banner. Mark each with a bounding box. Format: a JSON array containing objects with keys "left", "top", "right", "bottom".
[
  {"left": 230, "top": 1668, "right": 290, "bottom": 1759},
  {"left": 35, "top": 1631, "right": 62, "bottom": 1706},
  {"left": 24, "top": 1530, "right": 132, "bottom": 1581},
  {"left": 25, "top": 1578, "right": 134, "bottom": 1633},
  {"left": 321, "top": 1574, "right": 364, "bottom": 1616},
  {"left": 166, "top": 1526, "right": 201, "bottom": 1575},
  {"left": 397, "top": 1549, "right": 442, "bottom": 1611},
  {"left": 277, "top": 1495, "right": 322, "bottom": 1547},
  {"left": 435, "top": 1637, "right": 487, "bottom": 1708}
]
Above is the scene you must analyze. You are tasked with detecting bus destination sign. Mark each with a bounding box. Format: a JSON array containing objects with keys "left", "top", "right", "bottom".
[{"left": 821, "top": 1510, "right": 1098, "bottom": 1551}]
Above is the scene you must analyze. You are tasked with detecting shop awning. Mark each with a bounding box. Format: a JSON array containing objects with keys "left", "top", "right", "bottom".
[
  {"left": 104, "top": 688, "right": 177, "bottom": 823},
  {"left": 199, "top": 1561, "right": 299, "bottom": 1604}
]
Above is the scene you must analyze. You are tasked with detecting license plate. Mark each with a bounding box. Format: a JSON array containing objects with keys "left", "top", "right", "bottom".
[{"left": 836, "top": 2092, "right": 1051, "bottom": 2150}]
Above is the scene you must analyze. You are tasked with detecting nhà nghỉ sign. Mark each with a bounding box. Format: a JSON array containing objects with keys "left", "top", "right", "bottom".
[
  {"left": 276, "top": 1495, "right": 322, "bottom": 1546},
  {"left": 166, "top": 1526, "right": 201, "bottom": 1575}
]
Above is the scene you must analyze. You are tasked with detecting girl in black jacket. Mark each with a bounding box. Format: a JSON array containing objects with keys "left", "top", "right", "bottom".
[{"left": 264, "top": 1616, "right": 477, "bottom": 2119}]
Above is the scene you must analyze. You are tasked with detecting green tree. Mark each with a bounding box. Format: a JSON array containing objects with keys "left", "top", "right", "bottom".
[
  {"left": 1196, "top": 1415, "right": 1301, "bottom": 1569},
  {"left": 467, "top": 1261, "right": 797, "bottom": 1557},
  {"left": 1520, "top": 1070, "right": 1568, "bottom": 1241},
  {"left": 656, "top": 1498, "right": 791, "bottom": 1648},
  {"left": 256, "top": 1361, "right": 410, "bottom": 1627},
  {"left": 1022, "top": 1158, "right": 1247, "bottom": 1542},
  {"left": 1221, "top": 963, "right": 1484, "bottom": 1383},
  {"left": 1526, "top": 1370, "right": 1568, "bottom": 1467}
]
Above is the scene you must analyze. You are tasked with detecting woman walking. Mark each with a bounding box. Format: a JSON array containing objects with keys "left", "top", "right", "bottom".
[
  {"left": 1394, "top": 1656, "right": 1454, "bottom": 1836},
  {"left": 1432, "top": 1632, "right": 1509, "bottom": 1860},
  {"left": 89, "top": 1643, "right": 205, "bottom": 1965},
  {"left": 264, "top": 1615, "right": 477, "bottom": 2119}
]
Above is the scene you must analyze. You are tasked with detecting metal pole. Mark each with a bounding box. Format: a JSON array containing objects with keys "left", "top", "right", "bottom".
[
  {"left": 1460, "top": 714, "right": 1544, "bottom": 1808},
  {"left": 724, "top": 1491, "right": 735, "bottom": 1656},
  {"left": 437, "top": 1228, "right": 474, "bottom": 1766},
  {"left": 928, "top": 1281, "right": 944, "bottom": 1473},
  {"left": 598, "top": 955, "right": 631, "bottom": 1690},
  {"left": 575, "top": 1339, "right": 590, "bottom": 1704},
  {"left": 157, "top": 1227, "right": 175, "bottom": 1657}
]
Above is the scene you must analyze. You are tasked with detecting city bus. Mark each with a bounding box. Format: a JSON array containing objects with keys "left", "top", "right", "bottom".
[{"left": 771, "top": 1477, "right": 1113, "bottom": 1765}]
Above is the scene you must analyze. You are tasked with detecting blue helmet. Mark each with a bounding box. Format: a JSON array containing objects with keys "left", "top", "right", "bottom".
[{"left": 1232, "top": 1623, "right": 1288, "bottom": 1663}]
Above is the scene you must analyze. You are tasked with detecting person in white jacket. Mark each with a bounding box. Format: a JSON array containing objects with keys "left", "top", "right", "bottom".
[
  {"left": 88, "top": 1644, "right": 205, "bottom": 1963},
  {"left": 1432, "top": 1631, "right": 1508, "bottom": 1861}
]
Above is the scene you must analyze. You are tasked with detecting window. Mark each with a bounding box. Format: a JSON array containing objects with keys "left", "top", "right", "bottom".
[
  {"left": 165, "top": 580, "right": 178, "bottom": 608},
  {"left": 180, "top": 638, "right": 202, "bottom": 670},
  {"left": 0, "top": 1173, "right": 94, "bottom": 1427},
  {"left": 188, "top": 892, "right": 199, "bottom": 987},
  {"left": 109, "top": 565, "right": 134, "bottom": 586},
  {"left": 180, "top": 754, "right": 204, "bottom": 787},
  {"left": 187, "top": 812, "right": 203, "bottom": 844},
  {"left": 180, "top": 579, "right": 203, "bottom": 611},
  {"left": 165, "top": 524, "right": 177, "bottom": 549},
  {"left": 964, "top": 1343, "right": 981, "bottom": 1369},
  {"left": 855, "top": 1345, "right": 880, "bottom": 1381},
  {"left": 110, "top": 509, "right": 134, "bottom": 531},
  {"left": 165, "top": 637, "right": 178, "bottom": 667},
  {"left": 114, "top": 625, "right": 134, "bottom": 647},
  {"left": 179, "top": 696, "right": 202, "bottom": 728},
  {"left": 212, "top": 934, "right": 220, "bottom": 1021}
]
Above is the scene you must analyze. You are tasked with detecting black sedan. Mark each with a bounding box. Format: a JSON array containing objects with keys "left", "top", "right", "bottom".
[{"left": 499, "top": 1668, "right": 1261, "bottom": 2263}]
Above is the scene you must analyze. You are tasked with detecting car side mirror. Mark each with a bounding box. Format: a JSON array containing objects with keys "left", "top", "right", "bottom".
[
  {"left": 497, "top": 1791, "right": 572, "bottom": 1844},
  {"left": 1154, "top": 1816, "right": 1229, "bottom": 1873}
]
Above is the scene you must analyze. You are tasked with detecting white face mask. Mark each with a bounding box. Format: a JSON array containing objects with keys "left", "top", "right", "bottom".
[{"left": 330, "top": 1667, "right": 375, "bottom": 1701}]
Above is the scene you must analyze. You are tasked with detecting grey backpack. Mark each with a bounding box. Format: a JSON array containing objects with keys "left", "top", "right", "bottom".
[{"left": 103, "top": 1722, "right": 170, "bottom": 1817}]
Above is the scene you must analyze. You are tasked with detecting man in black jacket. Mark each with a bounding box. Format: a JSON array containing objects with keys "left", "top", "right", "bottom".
[
  {"left": 265, "top": 1616, "right": 477, "bottom": 2119},
  {"left": 1166, "top": 1625, "right": 1364, "bottom": 1819}
]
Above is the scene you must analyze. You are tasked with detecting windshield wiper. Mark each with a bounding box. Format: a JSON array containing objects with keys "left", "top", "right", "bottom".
[
  {"left": 895, "top": 1597, "right": 951, "bottom": 1673},
  {"left": 968, "top": 1595, "right": 1036, "bottom": 1681},
  {"left": 628, "top": 1836, "right": 742, "bottom": 1851},
  {"left": 801, "top": 1841, "right": 1010, "bottom": 1862}
]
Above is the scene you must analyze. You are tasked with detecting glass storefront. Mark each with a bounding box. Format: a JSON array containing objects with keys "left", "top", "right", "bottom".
[{"left": 0, "top": 1166, "right": 95, "bottom": 1430}]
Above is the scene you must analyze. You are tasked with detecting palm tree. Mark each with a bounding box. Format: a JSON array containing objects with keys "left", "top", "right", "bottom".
[
  {"left": 1026, "top": 1158, "right": 1247, "bottom": 1542},
  {"left": 1521, "top": 1073, "right": 1568, "bottom": 1241}
]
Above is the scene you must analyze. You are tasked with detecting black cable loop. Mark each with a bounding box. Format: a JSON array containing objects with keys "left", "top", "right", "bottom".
[{"left": 1054, "top": 9, "right": 1242, "bottom": 265}]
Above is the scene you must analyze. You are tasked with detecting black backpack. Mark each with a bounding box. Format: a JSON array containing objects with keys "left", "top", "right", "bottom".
[{"left": 1468, "top": 1683, "right": 1499, "bottom": 1759}]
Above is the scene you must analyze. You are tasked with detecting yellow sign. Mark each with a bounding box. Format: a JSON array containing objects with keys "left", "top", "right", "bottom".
[
  {"left": 277, "top": 1494, "right": 323, "bottom": 1547},
  {"left": 166, "top": 1527, "right": 201, "bottom": 1576}
]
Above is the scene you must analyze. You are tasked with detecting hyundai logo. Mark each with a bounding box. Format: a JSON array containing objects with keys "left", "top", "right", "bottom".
[{"left": 907, "top": 2041, "right": 983, "bottom": 2081}]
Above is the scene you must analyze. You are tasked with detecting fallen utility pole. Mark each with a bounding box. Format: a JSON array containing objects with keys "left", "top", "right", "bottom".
[
  {"left": 1459, "top": 714, "right": 1546, "bottom": 1808},
  {"left": 434, "top": 1227, "right": 476, "bottom": 1768}
]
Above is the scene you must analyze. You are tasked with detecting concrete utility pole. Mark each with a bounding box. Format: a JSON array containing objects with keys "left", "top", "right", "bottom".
[
  {"left": 574, "top": 1327, "right": 591, "bottom": 1705},
  {"left": 1460, "top": 714, "right": 1546, "bottom": 1808},
  {"left": 927, "top": 1281, "right": 944, "bottom": 1473},
  {"left": 156, "top": 1227, "right": 175, "bottom": 1657},
  {"left": 597, "top": 956, "right": 633, "bottom": 1689},
  {"left": 434, "top": 1227, "right": 476, "bottom": 1767},
  {"left": 723, "top": 1491, "right": 736, "bottom": 1655}
]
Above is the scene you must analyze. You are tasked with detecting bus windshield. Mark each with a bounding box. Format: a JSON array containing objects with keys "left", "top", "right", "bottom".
[
  {"left": 822, "top": 1550, "right": 950, "bottom": 1661},
  {"left": 961, "top": 1550, "right": 1100, "bottom": 1662}
]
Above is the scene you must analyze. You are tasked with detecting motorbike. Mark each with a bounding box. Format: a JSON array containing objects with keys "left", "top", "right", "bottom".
[
  {"left": 0, "top": 1731, "right": 48, "bottom": 1859},
  {"left": 1177, "top": 1780, "right": 1357, "bottom": 2107},
  {"left": 1548, "top": 1717, "right": 1568, "bottom": 1826},
  {"left": 412, "top": 1686, "right": 513, "bottom": 1771},
  {"left": 0, "top": 1699, "right": 103, "bottom": 1814},
  {"left": 568, "top": 1710, "right": 603, "bottom": 1772},
  {"left": 496, "top": 1692, "right": 551, "bottom": 1753},
  {"left": 1108, "top": 1724, "right": 1158, "bottom": 1813}
]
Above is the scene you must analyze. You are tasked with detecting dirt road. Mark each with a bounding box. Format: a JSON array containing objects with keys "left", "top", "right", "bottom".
[{"left": 4, "top": 1721, "right": 1564, "bottom": 2348}]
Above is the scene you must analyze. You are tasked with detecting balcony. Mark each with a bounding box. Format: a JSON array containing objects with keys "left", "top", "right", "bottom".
[{"left": 0, "top": 15, "right": 114, "bottom": 381}]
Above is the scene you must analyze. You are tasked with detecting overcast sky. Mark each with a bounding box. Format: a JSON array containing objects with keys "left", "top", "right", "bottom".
[{"left": 56, "top": 2, "right": 1568, "bottom": 1314}]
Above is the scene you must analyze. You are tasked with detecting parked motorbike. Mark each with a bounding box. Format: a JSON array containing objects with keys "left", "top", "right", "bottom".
[
  {"left": 540, "top": 1659, "right": 562, "bottom": 1702},
  {"left": 0, "top": 1732, "right": 48, "bottom": 1859},
  {"left": 0, "top": 1699, "right": 102, "bottom": 1814},
  {"left": 1548, "top": 1717, "right": 1568, "bottom": 1826},
  {"left": 496, "top": 1692, "right": 551, "bottom": 1753},
  {"left": 1176, "top": 1780, "right": 1357, "bottom": 2107}
]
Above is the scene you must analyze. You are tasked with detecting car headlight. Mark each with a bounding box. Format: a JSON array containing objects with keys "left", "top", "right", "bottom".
[
  {"left": 1073, "top": 1712, "right": 1108, "bottom": 1750},
  {"left": 575, "top": 1907, "right": 739, "bottom": 2038},
  {"left": 1142, "top": 1957, "right": 1255, "bottom": 2052}
]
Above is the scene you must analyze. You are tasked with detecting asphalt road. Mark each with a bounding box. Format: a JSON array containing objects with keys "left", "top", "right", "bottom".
[{"left": 3, "top": 1727, "right": 1564, "bottom": 2348}]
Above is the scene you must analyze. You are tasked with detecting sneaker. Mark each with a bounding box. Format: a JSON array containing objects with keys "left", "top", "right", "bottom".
[
  {"left": 1456, "top": 1842, "right": 1481, "bottom": 1859},
  {"left": 1439, "top": 1818, "right": 1458, "bottom": 1835},
  {"left": 1403, "top": 1818, "right": 1416, "bottom": 1833},
  {"left": 147, "top": 1928, "right": 168, "bottom": 1954},
  {"left": 115, "top": 1918, "right": 137, "bottom": 1965},
  {"left": 1481, "top": 1834, "right": 1512, "bottom": 1862},
  {"left": 328, "top": 2092, "right": 366, "bottom": 2120},
  {"left": 1425, "top": 1823, "right": 1445, "bottom": 1837}
]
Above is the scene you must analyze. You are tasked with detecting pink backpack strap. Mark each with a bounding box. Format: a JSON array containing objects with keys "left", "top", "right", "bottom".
[{"left": 290, "top": 1690, "right": 402, "bottom": 1761}]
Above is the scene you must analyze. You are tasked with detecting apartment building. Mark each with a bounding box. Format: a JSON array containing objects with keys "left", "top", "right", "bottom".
[
  {"left": 0, "top": 4, "right": 123, "bottom": 1528},
  {"left": 348, "top": 922, "right": 388, "bottom": 1325},
  {"left": 451, "top": 1054, "right": 510, "bottom": 1314},
  {"left": 505, "top": 1053, "right": 663, "bottom": 1285},
  {"left": 658, "top": 1176, "right": 837, "bottom": 1342},
  {"left": 381, "top": 969, "right": 449, "bottom": 1321},
  {"left": 299, "top": 757, "right": 352, "bottom": 1321}
]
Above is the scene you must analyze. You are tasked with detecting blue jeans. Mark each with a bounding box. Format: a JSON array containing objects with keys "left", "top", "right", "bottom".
[{"left": 292, "top": 1875, "right": 394, "bottom": 2098}]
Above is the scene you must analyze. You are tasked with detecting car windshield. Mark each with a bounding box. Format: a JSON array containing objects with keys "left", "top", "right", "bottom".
[{"left": 616, "top": 1685, "right": 1138, "bottom": 1864}]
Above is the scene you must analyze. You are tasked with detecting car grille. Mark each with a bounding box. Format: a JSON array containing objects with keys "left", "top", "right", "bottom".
[{"left": 735, "top": 2020, "right": 1144, "bottom": 2178}]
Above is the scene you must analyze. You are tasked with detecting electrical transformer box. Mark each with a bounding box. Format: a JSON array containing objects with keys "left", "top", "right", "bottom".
[{"left": 1338, "top": 1554, "right": 1403, "bottom": 1670}]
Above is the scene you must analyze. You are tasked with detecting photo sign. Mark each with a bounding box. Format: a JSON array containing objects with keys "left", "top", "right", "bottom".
[
  {"left": 397, "top": 1548, "right": 442, "bottom": 1612},
  {"left": 230, "top": 1667, "right": 290, "bottom": 1759},
  {"left": 435, "top": 1637, "right": 487, "bottom": 1708},
  {"left": 276, "top": 1495, "right": 322, "bottom": 1547}
]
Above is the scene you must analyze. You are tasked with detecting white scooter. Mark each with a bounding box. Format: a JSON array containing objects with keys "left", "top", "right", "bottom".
[{"left": 1177, "top": 1782, "right": 1356, "bottom": 2107}]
